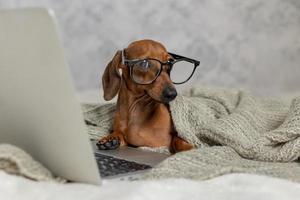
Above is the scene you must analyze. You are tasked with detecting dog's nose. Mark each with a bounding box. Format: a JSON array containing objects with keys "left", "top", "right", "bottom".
[{"left": 162, "top": 86, "right": 177, "bottom": 102}]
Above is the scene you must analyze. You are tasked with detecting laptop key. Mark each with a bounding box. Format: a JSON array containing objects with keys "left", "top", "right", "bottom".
[{"left": 94, "top": 153, "right": 152, "bottom": 177}]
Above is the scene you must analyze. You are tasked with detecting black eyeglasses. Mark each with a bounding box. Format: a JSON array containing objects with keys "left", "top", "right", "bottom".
[{"left": 121, "top": 50, "right": 200, "bottom": 85}]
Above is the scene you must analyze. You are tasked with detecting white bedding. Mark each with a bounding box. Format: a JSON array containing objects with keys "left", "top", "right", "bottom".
[{"left": 1, "top": 171, "right": 300, "bottom": 200}]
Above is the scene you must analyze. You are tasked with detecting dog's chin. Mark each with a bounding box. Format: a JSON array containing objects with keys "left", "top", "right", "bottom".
[
  {"left": 145, "top": 91, "right": 164, "bottom": 103},
  {"left": 160, "top": 98, "right": 176, "bottom": 104},
  {"left": 145, "top": 91, "right": 174, "bottom": 104}
]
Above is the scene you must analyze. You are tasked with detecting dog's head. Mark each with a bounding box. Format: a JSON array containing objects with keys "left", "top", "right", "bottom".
[{"left": 102, "top": 39, "right": 177, "bottom": 103}]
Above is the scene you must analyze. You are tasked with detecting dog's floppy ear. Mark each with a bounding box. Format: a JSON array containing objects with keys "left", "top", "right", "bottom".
[{"left": 102, "top": 50, "right": 123, "bottom": 101}]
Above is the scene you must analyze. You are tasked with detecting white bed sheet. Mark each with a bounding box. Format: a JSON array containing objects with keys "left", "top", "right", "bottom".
[{"left": 1, "top": 171, "right": 300, "bottom": 200}]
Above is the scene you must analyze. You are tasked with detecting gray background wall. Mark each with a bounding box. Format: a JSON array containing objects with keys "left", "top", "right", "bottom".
[{"left": 1, "top": 0, "right": 300, "bottom": 96}]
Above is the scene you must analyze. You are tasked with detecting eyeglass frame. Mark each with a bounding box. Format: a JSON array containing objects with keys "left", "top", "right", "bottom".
[{"left": 121, "top": 50, "right": 200, "bottom": 85}]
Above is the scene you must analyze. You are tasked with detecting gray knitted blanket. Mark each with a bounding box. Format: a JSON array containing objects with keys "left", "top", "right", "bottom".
[
  {"left": 2, "top": 86, "right": 300, "bottom": 182},
  {"left": 0, "top": 144, "right": 64, "bottom": 182},
  {"left": 83, "top": 86, "right": 300, "bottom": 182}
]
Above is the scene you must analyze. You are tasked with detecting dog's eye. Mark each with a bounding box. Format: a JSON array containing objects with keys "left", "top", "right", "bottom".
[{"left": 137, "top": 60, "right": 150, "bottom": 71}]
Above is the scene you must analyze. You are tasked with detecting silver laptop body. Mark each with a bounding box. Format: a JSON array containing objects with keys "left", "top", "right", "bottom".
[{"left": 0, "top": 8, "right": 168, "bottom": 184}]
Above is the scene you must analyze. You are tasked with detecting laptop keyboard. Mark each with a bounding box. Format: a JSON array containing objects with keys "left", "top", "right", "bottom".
[{"left": 94, "top": 153, "right": 152, "bottom": 177}]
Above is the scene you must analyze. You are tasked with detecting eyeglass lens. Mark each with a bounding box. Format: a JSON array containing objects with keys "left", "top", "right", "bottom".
[
  {"left": 131, "top": 59, "right": 161, "bottom": 84},
  {"left": 170, "top": 61, "right": 195, "bottom": 84}
]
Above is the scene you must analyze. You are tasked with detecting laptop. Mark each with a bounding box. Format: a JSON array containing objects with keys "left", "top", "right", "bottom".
[{"left": 0, "top": 8, "right": 169, "bottom": 185}]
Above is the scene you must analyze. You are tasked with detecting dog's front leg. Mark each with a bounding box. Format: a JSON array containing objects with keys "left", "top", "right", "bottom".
[
  {"left": 171, "top": 135, "right": 194, "bottom": 153},
  {"left": 96, "top": 131, "right": 126, "bottom": 150}
]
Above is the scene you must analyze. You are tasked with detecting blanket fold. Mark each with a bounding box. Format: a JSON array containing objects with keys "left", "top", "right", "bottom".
[
  {"left": 0, "top": 144, "right": 60, "bottom": 181},
  {"left": 169, "top": 87, "right": 299, "bottom": 162}
]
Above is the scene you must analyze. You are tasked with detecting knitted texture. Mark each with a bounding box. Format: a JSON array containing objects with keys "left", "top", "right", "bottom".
[
  {"left": 142, "top": 146, "right": 300, "bottom": 181},
  {"left": 83, "top": 86, "right": 300, "bottom": 181},
  {"left": 169, "top": 87, "right": 300, "bottom": 162},
  {"left": 0, "top": 144, "right": 63, "bottom": 182}
]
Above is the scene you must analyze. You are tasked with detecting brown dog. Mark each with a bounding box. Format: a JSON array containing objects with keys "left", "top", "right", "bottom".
[{"left": 97, "top": 39, "right": 193, "bottom": 153}]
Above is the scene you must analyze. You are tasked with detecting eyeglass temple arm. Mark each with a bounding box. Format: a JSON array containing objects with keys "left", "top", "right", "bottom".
[
  {"left": 121, "top": 49, "right": 125, "bottom": 65},
  {"left": 168, "top": 52, "right": 200, "bottom": 66}
]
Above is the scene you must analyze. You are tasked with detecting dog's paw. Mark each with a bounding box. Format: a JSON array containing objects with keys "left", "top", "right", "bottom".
[{"left": 96, "top": 136, "right": 120, "bottom": 150}]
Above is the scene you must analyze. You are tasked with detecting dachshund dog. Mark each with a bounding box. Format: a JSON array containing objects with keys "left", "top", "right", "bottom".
[{"left": 96, "top": 39, "right": 194, "bottom": 153}]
